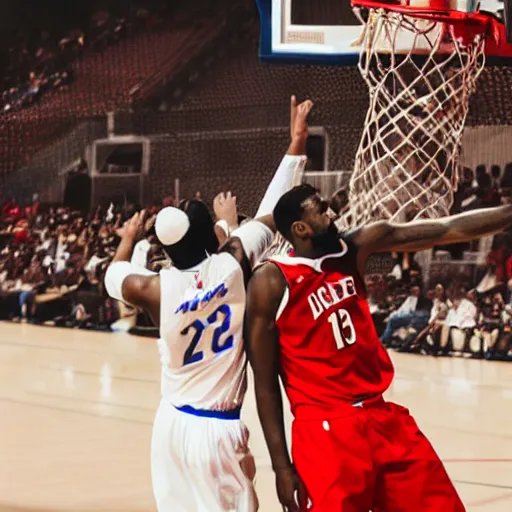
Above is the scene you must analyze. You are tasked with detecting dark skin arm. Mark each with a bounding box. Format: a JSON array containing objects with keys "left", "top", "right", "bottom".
[
  {"left": 245, "top": 263, "right": 290, "bottom": 470},
  {"left": 245, "top": 262, "right": 308, "bottom": 511},
  {"left": 350, "top": 204, "right": 512, "bottom": 277}
]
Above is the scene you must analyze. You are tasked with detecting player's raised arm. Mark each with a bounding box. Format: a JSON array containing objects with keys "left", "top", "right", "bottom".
[
  {"left": 349, "top": 200, "right": 512, "bottom": 277},
  {"left": 245, "top": 262, "right": 309, "bottom": 512},
  {"left": 104, "top": 211, "right": 161, "bottom": 325},
  {"left": 221, "top": 97, "right": 312, "bottom": 274},
  {"left": 254, "top": 95, "right": 312, "bottom": 227},
  {"left": 213, "top": 191, "right": 239, "bottom": 245}
]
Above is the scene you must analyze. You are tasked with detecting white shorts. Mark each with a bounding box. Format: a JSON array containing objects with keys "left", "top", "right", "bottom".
[{"left": 151, "top": 398, "right": 258, "bottom": 512}]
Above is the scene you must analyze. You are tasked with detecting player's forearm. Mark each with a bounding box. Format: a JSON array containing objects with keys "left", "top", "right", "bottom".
[
  {"left": 443, "top": 204, "right": 512, "bottom": 241},
  {"left": 370, "top": 204, "right": 512, "bottom": 253},
  {"left": 112, "top": 234, "right": 137, "bottom": 263},
  {"left": 287, "top": 134, "right": 308, "bottom": 156},
  {"left": 254, "top": 385, "right": 292, "bottom": 471}
]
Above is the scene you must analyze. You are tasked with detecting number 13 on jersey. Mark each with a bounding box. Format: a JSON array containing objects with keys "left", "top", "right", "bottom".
[{"left": 328, "top": 309, "right": 357, "bottom": 349}]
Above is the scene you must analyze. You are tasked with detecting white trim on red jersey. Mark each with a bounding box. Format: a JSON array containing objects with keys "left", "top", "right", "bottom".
[
  {"left": 276, "top": 286, "right": 289, "bottom": 321},
  {"left": 269, "top": 238, "right": 350, "bottom": 321},
  {"left": 269, "top": 238, "right": 349, "bottom": 273}
]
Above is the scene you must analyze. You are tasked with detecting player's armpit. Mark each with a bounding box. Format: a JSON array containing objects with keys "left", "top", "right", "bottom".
[
  {"left": 245, "top": 263, "right": 293, "bottom": 472},
  {"left": 121, "top": 274, "right": 161, "bottom": 326}
]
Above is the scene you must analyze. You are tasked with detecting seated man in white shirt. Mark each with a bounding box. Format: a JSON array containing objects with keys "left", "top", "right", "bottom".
[
  {"left": 439, "top": 291, "right": 478, "bottom": 354},
  {"left": 381, "top": 285, "right": 433, "bottom": 345}
]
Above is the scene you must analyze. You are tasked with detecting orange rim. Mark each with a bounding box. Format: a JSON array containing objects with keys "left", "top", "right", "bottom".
[{"left": 351, "top": 0, "right": 497, "bottom": 29}]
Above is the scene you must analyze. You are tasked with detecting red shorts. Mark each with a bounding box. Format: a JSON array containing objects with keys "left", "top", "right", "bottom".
[{"left": 291, "top": 399, "right": 465, "bottom": 512}]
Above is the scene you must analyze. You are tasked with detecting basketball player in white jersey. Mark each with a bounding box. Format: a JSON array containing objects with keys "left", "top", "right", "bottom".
[{"left": 104, "top": 97, "right": 313, "bottom": 512}]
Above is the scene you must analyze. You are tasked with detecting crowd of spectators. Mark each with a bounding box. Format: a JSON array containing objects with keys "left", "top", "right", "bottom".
[
  {"left": 0, "top": 2, "right": 177, "bottom": 113},
  {"left": 0, "top": 198, "right": 166, "bottom": 331},
  {"left": 361, "top": 163, "right": 512, "bottom": 361},
  {"left": 366, "top": 254, "right": 512, "bottom": 361},
  {"left": 1, "top": 162, "right": 511, "bottom": 360}
]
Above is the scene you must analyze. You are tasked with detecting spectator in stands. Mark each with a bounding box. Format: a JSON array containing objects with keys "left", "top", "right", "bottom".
[
  {"left": 452, "top": 167, "right": 474, "bottom": 214},
  {"left": 484, "top": 234, "right": 510, "bottom": 286},
  {"left": 490, "top": 164, "right": 501, "bottom": 188},
  {"left": 498, "top": 281, "right": 512, "bottom": 356},
  {"left": 479, "top": 291, "right": 505, "bottom": 354},
  {"left": 429, "top": 283, "right": 451, "bottom": 323},
  {"left": 84, "top": 245, "right": 108, "bottom": 275},
  {"left": 380, "top": 284, "right": 432, "bottom": 346},
  {"left": 438, "top": 288, "right": 478, "bottom": 355},
  {"left": 399, "top": 283, "right": 450, "bottom": 353}
]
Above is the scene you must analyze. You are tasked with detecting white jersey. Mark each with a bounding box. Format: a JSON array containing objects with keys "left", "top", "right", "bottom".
[{"left": 158, "top": 252, "right": 247, "bottom": 412}]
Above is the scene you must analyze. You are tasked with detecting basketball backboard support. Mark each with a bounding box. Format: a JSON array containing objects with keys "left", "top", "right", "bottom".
[{"left": 256, "top": 0, "right": 512, "bottom": 64}]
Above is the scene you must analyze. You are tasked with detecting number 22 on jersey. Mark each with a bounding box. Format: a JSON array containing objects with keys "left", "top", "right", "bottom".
[
  {"left": 328, "top": 309, "right": 357, "bottom": 349},
  {"left": 181, "top": 304, "right": 233, "bottom": 366}
]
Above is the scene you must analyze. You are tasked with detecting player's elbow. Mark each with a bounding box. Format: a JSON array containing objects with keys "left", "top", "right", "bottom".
[{"left": 121, "top": 275, "right": 153, "bottom": 309}]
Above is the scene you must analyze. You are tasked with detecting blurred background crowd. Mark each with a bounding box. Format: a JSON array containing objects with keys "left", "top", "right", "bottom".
[
  {"left": 1, "top": 159, "right": 511, "bottom": 360},
  {"left": 1, "top": 0, "right": 511, "bottom": 362},
  {"left": 0, "top": 0, "right": 210, "bottom": 113},
  {"left": 0, "top": 198, "right": 164, "bottom": 333}
]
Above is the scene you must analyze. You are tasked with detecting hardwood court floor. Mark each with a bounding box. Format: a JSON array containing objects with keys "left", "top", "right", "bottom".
[{"left": 1, "top": 322, "right": 512, "bottom": 512}]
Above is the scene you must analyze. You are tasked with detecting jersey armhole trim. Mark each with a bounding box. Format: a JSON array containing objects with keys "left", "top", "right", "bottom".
[{"left": 276, "top": 286, "right": 289, "bottom": 322}]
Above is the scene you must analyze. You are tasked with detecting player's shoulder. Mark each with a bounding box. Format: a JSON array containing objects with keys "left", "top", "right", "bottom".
[
  {"left": 246, "top": 261, "right": 287, "bottom": 315},
  {"left": 253, "top": 259, "right": 284, "bottom": 280},
  {"left": 250, "top": 260, "right": 287, "bottom": 296}
]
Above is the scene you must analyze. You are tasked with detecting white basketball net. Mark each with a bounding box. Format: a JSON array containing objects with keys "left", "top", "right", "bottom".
[{"left": 339, "top": 8, "right": 487, "bottom": 231}]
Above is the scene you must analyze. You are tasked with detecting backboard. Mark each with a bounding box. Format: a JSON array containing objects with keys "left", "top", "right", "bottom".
[{"left": 256, "top": 0, "right": 512, "bottom": 64}]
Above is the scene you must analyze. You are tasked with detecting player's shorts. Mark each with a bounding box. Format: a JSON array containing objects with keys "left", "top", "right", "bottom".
[
  {"left": 151, "top": 398, "right": 258, "bottom": 512},
  {"left": 291, "top": 397, "right": 465, "bottom": 512}
]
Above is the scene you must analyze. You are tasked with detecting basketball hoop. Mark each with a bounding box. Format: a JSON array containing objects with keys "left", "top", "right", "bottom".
[{"left": 339, "top": 0, "right": 501, "bottom": 230}]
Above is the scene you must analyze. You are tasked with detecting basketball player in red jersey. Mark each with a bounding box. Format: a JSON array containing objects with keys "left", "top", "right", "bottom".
[{"left": 245, "top": 184, "right": 512, "bottom": 512}]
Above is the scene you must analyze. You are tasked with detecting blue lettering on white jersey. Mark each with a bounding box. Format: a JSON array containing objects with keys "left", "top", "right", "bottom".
[
  {"left": 158, "top": 252, "right": 247, "bottom": 411},
  {"left": 175, "top": 283, "right": 228, "bottom": 314}
]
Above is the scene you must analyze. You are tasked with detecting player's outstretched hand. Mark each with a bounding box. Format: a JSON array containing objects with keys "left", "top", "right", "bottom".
[
  {"left": 116, "top": 210, "right": 145, "bottom": 240},
  {"left": 213, "top": 191, "right": 238, "bottom": 228},
  {"left": 275, "top": 466, "right": 310, "bottom": 512},
  {"left": 500, "top": 171, "right": 512, "bottom": 205},
  {"left": 290, "top": 95, "right": 314, "bottom": 142}
]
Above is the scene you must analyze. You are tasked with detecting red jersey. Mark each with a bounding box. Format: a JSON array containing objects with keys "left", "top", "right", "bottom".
[{"left": 269, "top": 238, "right": 394, "bottom": 419}]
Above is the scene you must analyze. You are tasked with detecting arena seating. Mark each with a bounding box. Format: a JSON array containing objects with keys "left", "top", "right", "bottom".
[{"left": 0, "top": 19, "right": 226, "bottom": 192}]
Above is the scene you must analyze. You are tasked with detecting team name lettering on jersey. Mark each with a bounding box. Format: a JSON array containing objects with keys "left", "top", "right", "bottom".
[
  {"left": 175, "top": 283, "right": 228, "bottom": 314},
  {"left": 307, "top": 276, "right": 357, "bottom": 320}
]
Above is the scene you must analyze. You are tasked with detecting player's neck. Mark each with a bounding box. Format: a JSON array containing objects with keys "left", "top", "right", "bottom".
[
  {"left": 293, "top": 246, "right": 330, "bottom": 260},
  {"left": 293, "top": 239, "right": 343, "bottom": 260}
]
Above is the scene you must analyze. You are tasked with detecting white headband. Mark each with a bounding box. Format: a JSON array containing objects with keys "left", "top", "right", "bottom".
[{"left": 155, "top": 207, "right": 190, "bottom": 246}]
